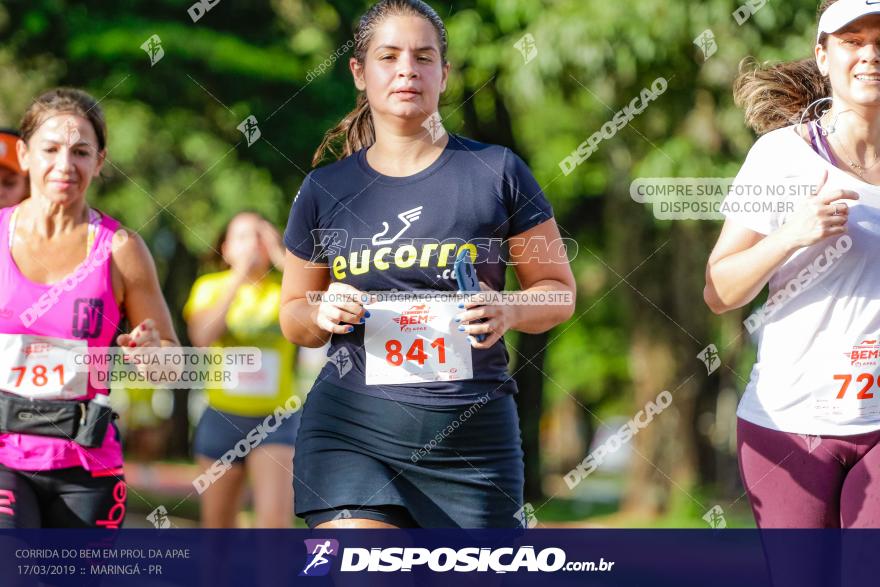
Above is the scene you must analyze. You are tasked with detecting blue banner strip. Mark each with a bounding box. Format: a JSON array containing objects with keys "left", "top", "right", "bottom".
[{"left": 0, "top": 529, "right": 870, "bottom": 586}]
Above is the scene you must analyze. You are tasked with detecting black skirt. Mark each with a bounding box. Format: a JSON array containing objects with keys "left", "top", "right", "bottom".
[{"left": 293, "top": 380, "right": 525, "bottom": 528}]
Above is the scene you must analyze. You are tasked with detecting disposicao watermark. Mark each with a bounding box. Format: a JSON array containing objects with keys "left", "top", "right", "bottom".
[
  {"left": 564, "top": 390, "right": 673, "bottom": 490},
  {"left": 193, "top": 394, "right": 303, "bottom": 494},
  {"left": 305, "top": 40, "right": 355, "bottom": 83},
  {"left": 65, "top": 347, "right": 265, "bottom": 390},
  {"left": 307, "top": 290, "right": 574, "bottom": 306},
  {"left": 20, "top": 230, "right": 129, "bottom": 328},
  {"left": 744, "top": 235, "right": 852, "bottom": 334},
  {"left": 629, "top": 178, "right": 807, "bottom": 220},
  {"left": 411, "top": 394, "right": 489, "bottom": 464},
  {"left": 559, "top": 77, "right": 668, "bottom": 176}
]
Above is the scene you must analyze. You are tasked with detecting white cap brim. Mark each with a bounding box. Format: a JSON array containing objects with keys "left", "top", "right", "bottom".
[{"left": 818, "top": 0, "right": 880, "bottom": 43}]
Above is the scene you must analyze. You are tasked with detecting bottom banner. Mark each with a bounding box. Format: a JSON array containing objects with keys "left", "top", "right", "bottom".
[{"left": 0, "top": 529, "right": 870, "bottom": 586}]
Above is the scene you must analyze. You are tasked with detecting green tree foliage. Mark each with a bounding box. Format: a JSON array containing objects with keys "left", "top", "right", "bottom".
[{"left": 0, "top": 0, "right": 826, "bottom": 521}]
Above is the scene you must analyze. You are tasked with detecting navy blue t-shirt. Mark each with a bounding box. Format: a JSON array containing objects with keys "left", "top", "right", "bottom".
[{"left": 284, "top": 135, "right": 554, "bottom": 405}]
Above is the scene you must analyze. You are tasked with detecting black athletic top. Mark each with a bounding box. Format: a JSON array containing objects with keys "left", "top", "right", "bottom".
[{"left": 284, "top": 134, "right": 554, "bottom": 405}]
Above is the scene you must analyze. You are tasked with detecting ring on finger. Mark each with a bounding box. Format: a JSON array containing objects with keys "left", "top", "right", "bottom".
[{"left": 832, "top": 203, "right": 845, "bottom": 216}]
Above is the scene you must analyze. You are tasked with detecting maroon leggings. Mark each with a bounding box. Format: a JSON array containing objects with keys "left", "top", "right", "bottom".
[{"left": 737, "top": 417, "right": 880, "bottom": 528}]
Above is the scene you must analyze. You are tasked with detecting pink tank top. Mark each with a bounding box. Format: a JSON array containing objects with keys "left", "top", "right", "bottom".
[{"left": 0, "top": 205, "right": 124, "bottom": 472}]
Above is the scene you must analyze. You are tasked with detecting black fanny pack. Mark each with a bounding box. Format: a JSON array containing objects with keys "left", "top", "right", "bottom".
[{"left": 0, "top": 393, "right": 116, "bottom": 448}]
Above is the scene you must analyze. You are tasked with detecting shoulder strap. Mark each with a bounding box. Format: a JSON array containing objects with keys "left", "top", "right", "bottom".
[
  {"left": 8, "top": 206, "right": 102, "bottom": 253},
  {"left": 7, "top": 206, "right": 19, "bottom": 249}
]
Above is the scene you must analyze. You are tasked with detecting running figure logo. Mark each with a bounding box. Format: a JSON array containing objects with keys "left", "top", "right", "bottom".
[
  {"left": 140, "top": 34, "right": 165, "bottom": 66},
  {"left": 371, "top": 206, "right": 423, "bottom": 246},
  {"left": 328, "top": 347, "right": 353, "bottom": 378},
  {"left": 514, "top": 503, "right": 538, "bottom": 528},
  {"left": 310, "top": 228, "right": 348, "bottom": 261},
  {"left": 422, "top": 112, "right": 446, "bottom": 143},
  {"left": 693, "top": 29, "right": 718, "bottom": 61},
  {"left": 237, "top": 115, "right": 261, "bottom": 147},
  {"left": 697, "top": 344, "right": 720, "bottom": 375},
  {"left": 513, "top": 33, "right": 538, "bottom": 64},
  {"left": 702, "top": 505, "right": 727, "bottom": 529},
  {"left": 799, "top": 434, "right": 822, "bottom": 454},
  {"left": 300, "top": 539, "right": 339, "bottom": 577},
  {"left": 63, "top": 121, "right": 81, "bottom": 148},
  {"left": 147, "top": 505, "right": 173, "bottom": 529}
]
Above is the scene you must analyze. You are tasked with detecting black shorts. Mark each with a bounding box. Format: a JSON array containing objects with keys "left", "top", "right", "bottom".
[
  {"left": 193, "top": 406, "right": 301, "bottom": 464},
  {"left": 0, "top": 464, "right": 127, "bottom": 529},
  {"left": 294, "top": 380, "right": 525, "bottom": 528}
]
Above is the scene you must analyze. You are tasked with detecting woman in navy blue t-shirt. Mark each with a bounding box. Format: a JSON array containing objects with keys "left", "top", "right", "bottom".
[{"left": 281, "top": 0, "right": 576, "bottom": 529}]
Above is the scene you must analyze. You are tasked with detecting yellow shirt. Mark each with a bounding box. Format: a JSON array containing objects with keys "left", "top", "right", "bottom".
[{"left": 183, "top": 270, "right": 298, "bottom": 417}]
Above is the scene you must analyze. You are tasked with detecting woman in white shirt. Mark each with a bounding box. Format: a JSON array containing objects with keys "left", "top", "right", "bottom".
[{"left": 705, "top": 0, "right": 880, "bottom": 527}]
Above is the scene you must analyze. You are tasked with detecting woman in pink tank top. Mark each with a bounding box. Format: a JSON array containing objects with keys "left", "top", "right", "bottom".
[{"left": 0, "top": 88, "right": 178, "bottom": 528}]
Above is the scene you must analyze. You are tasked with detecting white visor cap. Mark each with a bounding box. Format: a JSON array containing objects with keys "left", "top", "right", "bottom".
[{"left": 818, "top": 0, "right": 880, "bottom": 43}]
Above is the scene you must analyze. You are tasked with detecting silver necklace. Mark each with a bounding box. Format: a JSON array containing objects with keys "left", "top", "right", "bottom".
[{"left": 821, "top": 112, "right": 880, "bottom": 178}]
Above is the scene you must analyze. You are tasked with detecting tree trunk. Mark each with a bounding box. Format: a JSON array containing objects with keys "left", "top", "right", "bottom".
[
  {"left": 604, "top": 172, "right": 711, "bottom": 515},
  {"left": 513, "top": 332, "right": 549, "bottom": 503},
  {"left": 463, "top": 83, "right": 546, "bottom": 503},
  {"left": 156, "top": 219, "right": 199, "bottom": 459}
]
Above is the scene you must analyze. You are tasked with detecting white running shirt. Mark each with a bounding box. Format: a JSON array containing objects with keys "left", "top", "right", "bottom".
[{"left": 724, "top": 124, "right": 880, "bottom": 435}]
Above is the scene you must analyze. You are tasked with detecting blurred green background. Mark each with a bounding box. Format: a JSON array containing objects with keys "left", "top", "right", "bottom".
[{"left": 0, "top": 0, "right": 822, "bottom": 528}]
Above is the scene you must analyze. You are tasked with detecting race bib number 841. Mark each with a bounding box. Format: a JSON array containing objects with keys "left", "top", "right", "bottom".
[{"left": 364, "top": 299, "right": 473, "bottom": 385}]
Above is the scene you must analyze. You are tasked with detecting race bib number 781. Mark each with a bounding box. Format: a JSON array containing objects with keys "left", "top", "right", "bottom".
[{"left": 0, "top": 333, "right": 89, "bottom": 400}]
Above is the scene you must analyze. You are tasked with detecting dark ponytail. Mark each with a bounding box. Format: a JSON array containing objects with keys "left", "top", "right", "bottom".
[{"left": 312, "top": 93, "right": 375, "bottom": 166}]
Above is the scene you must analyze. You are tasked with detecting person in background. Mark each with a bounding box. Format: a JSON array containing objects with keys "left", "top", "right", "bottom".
[
  {"left": 0, "top": 128, "right": 28, "bottom": 208},
  {"left": 184, "top": 211, "right": 300, "bottom": 528}
]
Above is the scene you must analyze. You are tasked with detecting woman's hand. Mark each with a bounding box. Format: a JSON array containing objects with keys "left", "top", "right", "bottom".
[
  {"left": 314, "top": 282, "right": 371, "bottom": 335},
  {"left": 227, "top": 238, "right": 263, "bottom": 278},
  {"left": 117, "top": 318, "right": 161, "bottom": 348},
  {"left": 117, "top": 318, "right": 184, "bottom": 380},
  {"left": 455, "top": 282, "right": 514, "bottom": 349},
  {"left": 258, "top": 219, "right": 287, "bottom": 270},
  {"left": 777, "top": 170, "right": 859, "bottom": 250}
]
